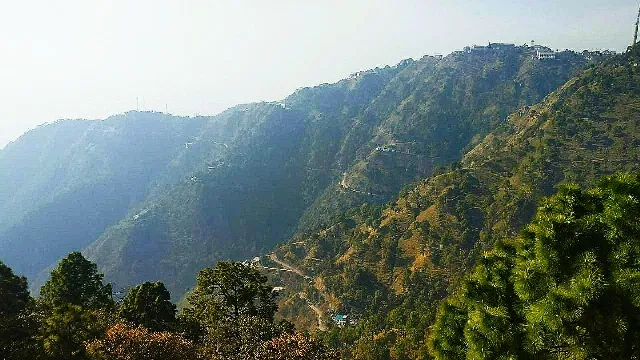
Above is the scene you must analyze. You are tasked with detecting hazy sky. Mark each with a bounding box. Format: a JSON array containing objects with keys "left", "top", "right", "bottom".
[{"left": 0, "top": 0, "right": 638, "bottom": 148}]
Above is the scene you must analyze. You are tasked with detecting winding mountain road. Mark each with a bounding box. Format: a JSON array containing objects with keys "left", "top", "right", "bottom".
[
  {"left": 268, "top": 253, "right": 327, "bottom": 331},
  {"left": 268, "top": 253, "right": 310, "bottom": 279}
]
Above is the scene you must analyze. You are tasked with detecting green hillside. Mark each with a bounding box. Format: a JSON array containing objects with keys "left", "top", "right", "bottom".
[
  {"left": 269, "top": 50, "right": 640, "bottom": 358},
  {"left": 81, "top": 45, "right": 595, "bottom": 297},
  {"left": 298, "top": 47, "right": 593, "bottom": 231},
  {"left": 0, "top": 112, "right": 206, "bottom": 279}
]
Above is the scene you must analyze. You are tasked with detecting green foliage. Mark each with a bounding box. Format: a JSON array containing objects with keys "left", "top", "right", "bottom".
[
  {"left": 182, "top": 261, "right": 290, "bottom": 359},
  {"left": 40, "top": 252, "right": 113, "bottom": 310},
  {"left": 514, "top": 173, "right": 640, "bottom": 357},
  {"left": 39, "top": 305, "right": 112, "bottom": 360},
  {"left": 428, "top": 298, "right": 468, "bottom": 359},
  {"left": 119, "top": 281, "right": 177, "bottom": 332},
  {"left": 429, "top": 241, "right": 524, "bottom": 359},
  {"left": 39, "top": 252, "right": 115, "bottom": 360},
  {"left": 0, "top": 261, "right": 39, "bottom": 359},
  {"left": 1, "top": 255, "right": 307, "bottom": 360},
  {"left": 429, "top": 173, "right": 640, "bottom": 359},
  {"left": 186, "top": 262, "right": 277, "bottom": 323}
]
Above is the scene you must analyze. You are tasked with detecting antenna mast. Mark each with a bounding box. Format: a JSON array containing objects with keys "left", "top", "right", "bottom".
[{"left": 634, "top": 3, "right": 640, "bottom": 49}]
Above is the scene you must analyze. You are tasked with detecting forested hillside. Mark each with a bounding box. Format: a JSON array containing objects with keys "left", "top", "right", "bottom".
[
  {"left": 0, "top": 42, "right": 638, "bottom": 359},
  {"left": 0, "top": 44, "right": 607, "bottom": 300},
  {"left": 0, "top": 112, "right": 206, "bottom": 279},
  {"left": 84, "top": 45, "right": 594, "bottom": 296},
  {"left": 269, "top": 50, "right": 640, "bottom": 358}
]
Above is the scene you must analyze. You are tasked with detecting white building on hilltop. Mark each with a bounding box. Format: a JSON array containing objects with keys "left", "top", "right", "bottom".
[{"left": 536, "top": 50, "right": 556, "bottom": 60}]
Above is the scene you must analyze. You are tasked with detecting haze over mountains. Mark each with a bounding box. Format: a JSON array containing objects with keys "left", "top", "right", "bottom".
[
  {"left": 2, "top": 27, "right": 640, "bottom": 357},
  {"left": 0, "top": 44, "right": 606, "bottom": 297},
  {"left": 2, "top": 1, "right": 637, "bottom": 151},
  {"left": 3, "top": 0, "right": 640, "bottom": 356}
]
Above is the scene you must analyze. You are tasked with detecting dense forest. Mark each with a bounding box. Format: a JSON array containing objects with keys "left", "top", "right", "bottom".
[{"left": 1, "top": 45, "right": 640, "bottom": 359}]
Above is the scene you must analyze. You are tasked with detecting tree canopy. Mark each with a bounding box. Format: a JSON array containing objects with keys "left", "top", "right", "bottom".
[
  {"left": 186, "top": 261, "right": 277, "bottom": 324},
  {"left": 119, "top": 282, "right": 176, "bottom": 332},
  {"left": 184, "top": 261, "right": 287, "bottom": 359},
  {"left": 429, "top": 173, "right": 640, "bottom": 359},
  {"left": 86, "top": 322, "right": 200, "bottom": 360},
  {"left": 0, "top": 261, "right": 38, "bottom": 359},
  {"left": 40, "top": 252, "right": 113, "bottom": 310},
  {"left": 39, "top": 252, "right": 114, "bottom": 360}
]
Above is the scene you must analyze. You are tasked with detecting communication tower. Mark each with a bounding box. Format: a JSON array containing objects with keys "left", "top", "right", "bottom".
[{"left": 634, "top": 3, "right": 640, "bottom": 49}]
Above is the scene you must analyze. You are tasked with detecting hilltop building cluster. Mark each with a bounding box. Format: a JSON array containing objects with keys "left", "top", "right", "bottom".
[
  {"left": 445, "top": 41, "right": 617, "bottom": 62},
  {"left": 463, "top": 42, "right": 557, "bottom": 60}
]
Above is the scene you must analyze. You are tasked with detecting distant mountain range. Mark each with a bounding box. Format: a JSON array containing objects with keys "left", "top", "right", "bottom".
[{"left": 0, "top": 44, "right": 613, "bottom": 299}]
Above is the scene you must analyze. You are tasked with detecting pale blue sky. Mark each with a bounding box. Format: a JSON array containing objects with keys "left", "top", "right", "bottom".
[{"left": 0, "top": 0, "right": 637, "bottom": 148}]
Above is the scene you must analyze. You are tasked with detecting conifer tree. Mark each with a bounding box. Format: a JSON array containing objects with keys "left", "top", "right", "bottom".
[
  {"left": 0, "top": 261, "right": 39, "bottom": 359},
  {"left": 183, "top": 261, "right": 286, "bottom": 359},
  {"left": 39, "top": 252, "right": 115, "bottom": 360},
  {"left": 40, "top": 252, "right": 113, "bottom": 310},
  {"left": 186, "top": 261, "right": 277, "bottom": 324},
  {"left": 429, "top": 173, "right": 640, "bottom": 359},
  {"left": 119, "top": 281, "right": 176, "bottom": 331}
]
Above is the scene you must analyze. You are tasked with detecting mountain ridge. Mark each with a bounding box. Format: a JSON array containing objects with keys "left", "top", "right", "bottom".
[
  {"left": 268, "top": 50, "right": 640, "bottom": 357},
  {"left": 0, "top": 44, "right": 607, "bottom": 298}
]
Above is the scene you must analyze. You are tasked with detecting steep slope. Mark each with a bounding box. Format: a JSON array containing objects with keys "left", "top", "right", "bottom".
[
  {"left": 298, "top": 47, "right": 592, "bottom": 230},
  {"left": 270, "top": 51, "right": 640, "bottom": 357},
  {"left": 0, "top": 112, "right": 206, "bottom": 278},
  {"left": 82, "top": 45, "right": 595, "bottom": 296}
]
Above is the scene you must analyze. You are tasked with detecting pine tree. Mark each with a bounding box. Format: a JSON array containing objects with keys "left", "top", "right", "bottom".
[
  {"left": 429, "top": 173, "right": 640, "bottom": 359},
  {"left": 182, "top": 261, "right": 286, "bottom": 359},
  {"left": 39, "top": 252, "right": 115, "bottom": 360},
  {"left": 186, "top": 261, "right": 277, "bottom": 324},
  {"left": 119, "top": 282, "right": 176, "bottom": 331},
  {"left": 40, "top": 252, "right": 113, "bottom": 310},
  {"left": 0, "top": 261, "right": 39, "bottom": 359}
]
